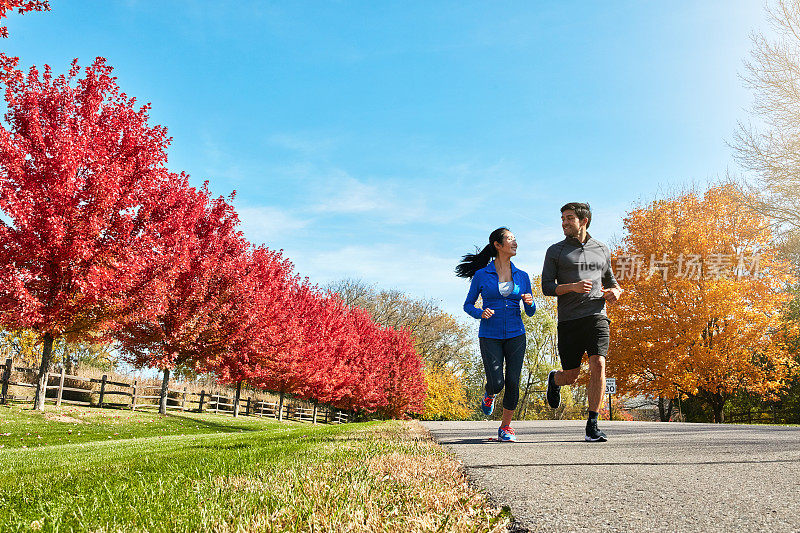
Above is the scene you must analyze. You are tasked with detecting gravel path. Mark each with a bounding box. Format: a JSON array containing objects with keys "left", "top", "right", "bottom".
[{"left": 422, "top": 420, "right": 800, "bottom": 532}]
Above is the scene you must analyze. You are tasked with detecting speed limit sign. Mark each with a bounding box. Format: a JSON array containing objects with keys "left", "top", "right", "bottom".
[{"left": 605, "top": 378, "right": 617, "bottom": 395}]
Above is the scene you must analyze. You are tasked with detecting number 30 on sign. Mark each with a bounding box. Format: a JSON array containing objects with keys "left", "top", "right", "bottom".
[{"left": 605, "top": 378, "right": 616, "bottom": 395}]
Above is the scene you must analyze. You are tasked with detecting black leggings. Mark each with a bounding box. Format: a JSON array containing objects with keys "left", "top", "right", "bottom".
[{"left": 479, "top": 334, "right": 526, "bottom": 411}]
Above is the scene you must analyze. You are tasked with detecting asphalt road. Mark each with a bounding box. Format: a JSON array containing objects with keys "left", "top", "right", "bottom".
[{"left": 421, "top": 420, "right": 800, "bottom": 532}]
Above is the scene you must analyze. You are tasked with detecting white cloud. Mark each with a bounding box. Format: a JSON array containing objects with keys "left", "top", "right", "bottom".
[
  {"left": 285, "top": 243, "right": 471, "bottom": 318},
  {"left": 236, "top": 206, "right": 311, "bottom": 245},
  {"left": 312, "top": 174, "right": 390, "bottom": 214}
]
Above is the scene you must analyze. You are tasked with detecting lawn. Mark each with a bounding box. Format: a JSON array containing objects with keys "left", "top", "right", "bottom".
[{"left": 0, "top": 405, "right": 510, "bottom": 532}]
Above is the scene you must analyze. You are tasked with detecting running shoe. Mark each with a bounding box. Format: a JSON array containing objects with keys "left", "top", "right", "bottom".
[
  {"left": 546, "top": 370, "right": 561, "bottom": 409},
  {"left": 585, "top": 419, "right": 607, "bottom": 442},
  {"left": 481, "top": 392, "right": 496, "bottom": 416},
  {"left": 498, "top": 425, "right": 517, "bottom": 442}
]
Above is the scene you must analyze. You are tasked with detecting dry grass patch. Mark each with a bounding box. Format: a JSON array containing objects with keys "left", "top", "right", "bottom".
[
  {"left": 209, "top": 420, "right": 510, "bottom": 532},
  {"left": 43, "top": 413, "right": 86, "bottom": 424}
]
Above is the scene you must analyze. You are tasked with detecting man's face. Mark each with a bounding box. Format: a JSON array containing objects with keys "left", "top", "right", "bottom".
[{"left": 561, "top": 209, "right": 586, "bottom": 238}]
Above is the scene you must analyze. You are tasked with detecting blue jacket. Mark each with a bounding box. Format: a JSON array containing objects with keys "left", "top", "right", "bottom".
[{"left": 463, "top": 261, "right": 536, "bottom": 339}]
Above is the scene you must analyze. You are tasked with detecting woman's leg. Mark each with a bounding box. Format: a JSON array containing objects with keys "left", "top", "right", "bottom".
[
  {"left": 479, "top": 337, "right": 505, "bottom": 396},
  {"left": 500, "top": 334, "right": 527, "bottom": 425}
]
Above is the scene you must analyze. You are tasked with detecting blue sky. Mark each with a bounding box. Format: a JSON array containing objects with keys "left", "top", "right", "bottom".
[{"left": 3, "top": 1, "right": 770, "bottom": 319}]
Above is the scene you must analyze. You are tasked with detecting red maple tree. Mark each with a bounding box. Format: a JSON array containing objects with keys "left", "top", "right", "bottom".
[
  {"left": 377, "top": 327, "right": 425, "bottom": 418},
  {"left": 0, "top": 1, "right": 50, "bottom": 83},
  {"left": 201, "top": 246, "right": 300, "bottom": 417},
  {"left": 117, "top": 186, "right": 251, "bottom": 413},
  {"left": 0, "top": 58, "right": 196, "bottom": 409}
]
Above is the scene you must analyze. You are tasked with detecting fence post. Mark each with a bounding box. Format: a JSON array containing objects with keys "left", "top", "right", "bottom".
[
  {"left": 246, "top": 397, "right": 251, "bottom": 417},
  {"left": 214, "top": 393, "right": 219, "bottom": 414},
  {"left": 98, "top": 374, "right": 107, "bottom": 408},
  {"left": 233, "top": 381, "right": 242, "bottom": 418},
  {"left": 131, "top": 380, "right": 138, "bottom": 411},
  {"left": 181, "top": 387, "right": 187, "bottom": 411},
  {"left": 55, "top": 367, "right": 66, "bottom": 407},
  {"left": 198, "top": 389, "right": 205, "bottom": 413},
  {"left": 1, "top": 358, "right": 11, "bottom": 405}
]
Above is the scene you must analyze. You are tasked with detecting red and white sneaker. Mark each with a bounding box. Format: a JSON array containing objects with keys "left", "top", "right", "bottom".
[{"left": 498, "top": 425, "right": 517, "bottom": 442}]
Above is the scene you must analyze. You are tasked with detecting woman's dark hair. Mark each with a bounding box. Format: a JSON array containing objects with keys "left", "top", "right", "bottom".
[{"left": 455, "top": 227, "right": 510, "bottom": 279}]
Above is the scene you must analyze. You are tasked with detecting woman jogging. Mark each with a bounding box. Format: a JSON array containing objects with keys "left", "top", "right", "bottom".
[{"left": 457, "top": 227, "right": 535, "bottom": 442}]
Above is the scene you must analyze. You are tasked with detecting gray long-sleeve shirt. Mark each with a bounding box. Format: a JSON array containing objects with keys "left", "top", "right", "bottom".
[{"left": 541, "top": 234, "right": 619, "bottom": 322}]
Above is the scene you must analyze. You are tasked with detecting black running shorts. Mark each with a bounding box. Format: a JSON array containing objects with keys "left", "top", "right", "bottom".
[{"left": 557, "top": 314, "right": 610, "bottom": 371}]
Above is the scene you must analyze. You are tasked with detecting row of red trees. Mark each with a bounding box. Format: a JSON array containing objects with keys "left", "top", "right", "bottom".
[{"left": 0, "top": 57, "right": 425, "bottom": 417}]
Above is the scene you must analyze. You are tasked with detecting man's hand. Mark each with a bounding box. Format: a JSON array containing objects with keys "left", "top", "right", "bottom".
[
  {"left": 601, "top": 286, "right": 623, "bottom": 303},
  {"left": 481, "top": 308, "right": 495, "bottom": 319},
  {"left": 573, "top": 280, "right": 593, "bottom": 294},
  {"left": 521, "top": 293, "right": 533, "bottom": 305}
]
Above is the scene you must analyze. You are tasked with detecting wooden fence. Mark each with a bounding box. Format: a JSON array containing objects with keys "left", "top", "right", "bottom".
[
  {"left": 726, "top": 408, "right": 795, "bottom": 425},
  {"left": 0, "top": 358, "right": 349, "bottom": 424}
]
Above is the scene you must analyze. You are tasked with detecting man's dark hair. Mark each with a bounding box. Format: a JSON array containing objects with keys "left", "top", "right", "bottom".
[{"left": 561, "top": 202, "right": 592, "bottom": 228}]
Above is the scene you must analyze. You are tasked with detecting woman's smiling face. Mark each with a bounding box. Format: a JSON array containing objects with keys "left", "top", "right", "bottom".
[{"left": 494, "top": 231, "right": 517, "bottom": 257}]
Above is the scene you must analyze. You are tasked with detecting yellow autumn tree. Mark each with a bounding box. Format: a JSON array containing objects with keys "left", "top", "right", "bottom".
[
  {"left": 608, "top": 185, "right": 797, "bottom": 422},
  {"left": 422, "top": 366, "right": 472, "bottom": 420}
]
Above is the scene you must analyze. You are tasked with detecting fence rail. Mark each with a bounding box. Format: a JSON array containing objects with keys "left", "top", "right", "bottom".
[
  {"left": 0, "top": 357, "right": 349, "bottom": 425},
  {"left": 726, "top": 409, "right": 794, "bottom": 425}
]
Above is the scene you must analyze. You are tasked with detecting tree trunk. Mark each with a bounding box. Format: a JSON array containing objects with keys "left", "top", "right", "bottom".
[
  {"left": 159, "top": 368, "right": 170, "bottom": 415},
  {"left": 64, "top": 354, "right": 76, "bottom": 377},
  {"left": 708, "top": 392, "right": 725, "bottom": 423},
  {"left": 233, "top": 381, "right": 242, "bottom": 418},
  {"left": 33, "top": 333, "right": 55, "bottom": 411},
  {"left": 657, "top": 396, "right": 674, "bottom": 422},
  {"left": 278, "top": 391, "right": 285, "bottom": 421},
  {"left": 713, "top": 402, "right": 724, "bottom": 423}
]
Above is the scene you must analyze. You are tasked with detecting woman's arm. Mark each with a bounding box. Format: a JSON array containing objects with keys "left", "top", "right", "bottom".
[
  {"left": 463, "top": 272, "right": 485, "bottom": 319},
  {"left": 522, "top": 274, "right": 536, "bottom": 316}
]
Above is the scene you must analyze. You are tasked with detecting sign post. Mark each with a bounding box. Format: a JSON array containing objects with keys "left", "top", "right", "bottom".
[{"left": 605, "top": 378, "right": 616, "bottom": 420}]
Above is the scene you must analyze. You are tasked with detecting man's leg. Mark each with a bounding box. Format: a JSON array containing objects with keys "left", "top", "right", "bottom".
[
  {"left": 587, "top": 354, "right": 606, "bottom": 412},
  {"left": 548, "top": 318, "right": 585, "bottom": 409},
  {"left": 554, "top": 367, "right": 580, "bottom": 387},
  {"left": 585, "top": 316, "right": 610, "bottom": 442},
  {"left": 585, "top": 355, "right": 608, "bottom": 442}
]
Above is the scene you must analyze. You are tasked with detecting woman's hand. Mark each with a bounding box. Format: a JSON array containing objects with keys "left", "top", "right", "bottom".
[
  {"left": 521, "top": 293, "right": 533, "bottom": 305},
  {"left": 481, "top": 308, "right": 495, "bottom": 319}
]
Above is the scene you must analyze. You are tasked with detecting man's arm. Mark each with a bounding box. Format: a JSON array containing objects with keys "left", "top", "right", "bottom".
[
  {"left": 543, "top": 245, "right": 591, "bottom": 296},
  {"left": 541, "top": 247, "right": 559, "bottom": 296},
  {"left": 556, "top": 280, "right": 591, "bottom": 295},
  {"left": 600, "top": 245, "right": 623, "bottom": 302}
]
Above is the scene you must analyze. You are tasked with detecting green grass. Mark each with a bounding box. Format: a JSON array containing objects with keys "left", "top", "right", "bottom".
[
  {"left": 0, "top": 405, "right": 279, "bottom": 449},
  {"left": 0, "top": 405, "right": 510, "bottom": 532}
]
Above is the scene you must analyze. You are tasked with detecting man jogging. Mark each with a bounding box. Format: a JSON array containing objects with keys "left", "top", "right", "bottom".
[{"left": 541, "top": 202, "right": 622, "bottom": 442}]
